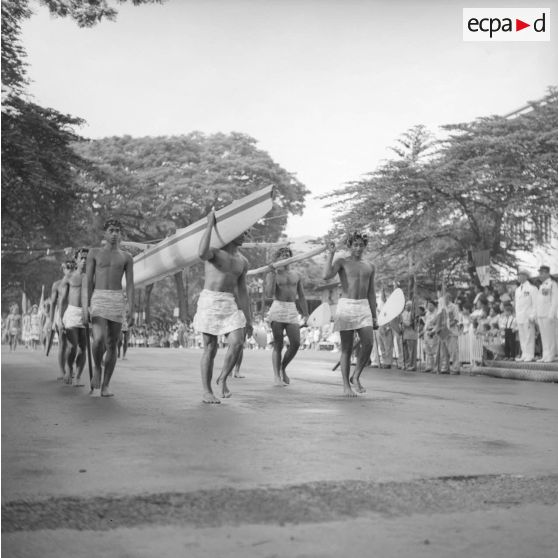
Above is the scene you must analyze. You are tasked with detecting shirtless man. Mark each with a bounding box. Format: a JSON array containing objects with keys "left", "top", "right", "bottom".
[
  {"left": 6, "top": 304, "right": 22, "bottom": 352},
  {"left": 59, "top": 248, "right": 89, "bottom": 386},
  {"left": 86, "top": 219, "right": 134, "bottom": 397},
  {"left": 49, "top": 261, "right": 75, "bottom": 379},
  {"left": 323, "top": 232, "right": 378, "bottom": 396},
  {"left": 193, "top": 211, "right": 253, "bottom": 403},
  {"left": 265, "top": 247, "right": 309, "bottom": 386}
]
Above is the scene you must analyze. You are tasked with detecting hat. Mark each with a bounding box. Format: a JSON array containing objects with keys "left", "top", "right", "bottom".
[
  {"left": 538, "top": 265, "right": 550, "bottom": 273},
  {"left": 517, "top": 268, "right": 530, "bottom": 277}
]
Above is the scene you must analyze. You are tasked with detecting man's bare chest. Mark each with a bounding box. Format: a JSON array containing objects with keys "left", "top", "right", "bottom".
[
  {"left": 96, "top": 253, "right": 126, "bottom": 270},
  {"left": 276, "top": 272, "right": 298, "bottom": 288},
  {"left": 210, "top": 254, "right": 245, "bottom": 276},
  {"left": 342, "top": 261, "right": 371, "bottom": 281}
]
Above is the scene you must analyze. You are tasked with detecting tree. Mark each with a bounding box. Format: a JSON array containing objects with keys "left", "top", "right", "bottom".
[
  {"left": 73, "top": 133, "right": 309, "bottom": 320},
  {"left": 73, "top": 133, "right": 308, "bottom": 242},
  {"left": 1, "top": 0, "right": 164, "bottom": 310},
  {"left": 324, "top": 91, "right": 558, "bottom": 286}
]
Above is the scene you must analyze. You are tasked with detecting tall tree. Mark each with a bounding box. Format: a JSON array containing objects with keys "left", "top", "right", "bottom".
[
  {"left": 73, "top": 133, "right": 308, "bottom": 243},
  {"left": 73, "top": 133, "right": 309, "bottom": 319},
  {"left": 1, "top": 0, "right": 163, "bottom": 310},
  {"left": 324, "top": 91, "right": 558, "bottom": 284}
]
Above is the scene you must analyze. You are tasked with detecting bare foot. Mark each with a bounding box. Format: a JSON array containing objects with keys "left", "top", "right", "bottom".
[
  {"left": 281, "top": 368, "right": 290, "bottom": 385},
  {"left": 343, "top": 386, "right": 358, "bottom": 397},
  {"left": 63, "top": 372, "right": 72, "bottom": 385},
  {"left": 233, "top": 373, "right": 245, "bottom": 379},
  {"left": 57, "top": 374, "right": 64, "bottom": 381},
  {"left": 90, "top": 369, "right": 101, "bottom": 390},
  {"left": 274, "top": 376, "right": 286, "bottom": 387},
  {"left": 203, "top": 392, "right": 221, "bottom": 404},
  {"left": 350, "top": 377, "right": 366, "bottom": 393},
  {"left": 72, "top": 376, "right": 85, "bottom": 387},
  {"left": 216, "top": 376, "right": 232, "bottom": 398},
  {"left": 101, "top": 386, "right": 114, "bottom": 397}
]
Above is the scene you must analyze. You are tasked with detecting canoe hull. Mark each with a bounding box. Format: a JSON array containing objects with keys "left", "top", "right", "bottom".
[{"left": 131, "top": 186, "right": 274, "bottom": 288}]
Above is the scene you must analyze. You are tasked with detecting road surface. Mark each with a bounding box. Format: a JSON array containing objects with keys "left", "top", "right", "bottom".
[{"left": 2, "top": 347, "right": 558, "bottom": 557}]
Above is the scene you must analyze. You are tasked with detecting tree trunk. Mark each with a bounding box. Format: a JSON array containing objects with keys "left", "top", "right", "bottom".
[
  {"left": 174, "top": 271, "right": 188, "bottom": 321},
  {"left": 145, "top": 284, "right": 153, "bottom": 324}
]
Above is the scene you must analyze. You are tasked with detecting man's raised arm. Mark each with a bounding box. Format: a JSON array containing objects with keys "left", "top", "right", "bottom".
[
  {"left": 199, "top": 210, "right": 217, "bottom": 261},
  {"left": 323, "top": 242, "right": 342, "bottom": 280}
]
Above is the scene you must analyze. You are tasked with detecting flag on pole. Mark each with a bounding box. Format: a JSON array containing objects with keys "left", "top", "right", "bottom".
[
  {"left": 472, "top": 250, "right": 491, "bottom": 286},
  {"left": 21, "top": 291, "right": 27, "bottom": 314}
]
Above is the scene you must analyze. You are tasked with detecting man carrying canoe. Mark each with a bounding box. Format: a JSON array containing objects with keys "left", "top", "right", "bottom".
[{"left": 194, "top": 211, "right": 253, "bottom": 403}]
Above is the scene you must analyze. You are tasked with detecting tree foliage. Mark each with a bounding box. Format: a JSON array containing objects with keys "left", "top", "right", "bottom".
[
  {"left": 73, "top": 132, "right": 309, "bottom": 244},
  {"left": 324, "top": 90, "right": 558, "bottom": 283},
  {"left": 1, "top": 0, "right": 164, "bottom": 310}
]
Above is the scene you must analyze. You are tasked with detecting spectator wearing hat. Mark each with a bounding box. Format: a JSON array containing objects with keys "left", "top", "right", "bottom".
[
  {"left": 514, "top": 268, "right": 538, "bottom": 362},
  {"left": 535, "top": 265, "right": 558, "bottom": 363}
]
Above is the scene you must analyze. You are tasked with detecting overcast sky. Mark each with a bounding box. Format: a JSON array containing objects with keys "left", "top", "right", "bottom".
[{"left": 21, "top": 0, "right": 558, "bottom": 237}]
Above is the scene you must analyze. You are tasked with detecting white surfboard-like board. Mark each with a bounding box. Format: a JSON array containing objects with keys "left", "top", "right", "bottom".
[
  {"left": 254, "top": 325, "right": 268, "bottom": 348},
  {"left": 307, "top": 302, "right": 331, "bottom": 327},
  {"left": 247, "top": 245, "right": 326, "bottom": 276},
  {"left": 377, "top": 288, "right": 405, "bottom": 326},
  {"left": 130, "top": 186, "right": 274, "bottom": 288}
]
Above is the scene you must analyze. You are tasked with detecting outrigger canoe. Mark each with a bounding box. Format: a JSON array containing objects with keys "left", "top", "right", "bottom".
[{"left": 131, "top": 186, "right": 274, "bottom": 288}]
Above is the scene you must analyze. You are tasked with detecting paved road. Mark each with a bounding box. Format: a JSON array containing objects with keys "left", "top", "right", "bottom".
[{"left": 2, "top": 347, "right": 558, "bottom": 557}]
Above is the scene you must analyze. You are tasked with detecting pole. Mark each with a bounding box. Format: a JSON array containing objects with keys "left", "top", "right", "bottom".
[
  {"left": 84, "top": 324, "right": 93, "bottom": 382},
  {"left": 45, "top": 328, "right": 55, "bottom": 356}
]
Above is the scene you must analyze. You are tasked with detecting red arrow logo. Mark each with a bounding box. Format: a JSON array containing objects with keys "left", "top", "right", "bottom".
[{"left": 516, "top": 19, "right": 530, "bottom": 31}]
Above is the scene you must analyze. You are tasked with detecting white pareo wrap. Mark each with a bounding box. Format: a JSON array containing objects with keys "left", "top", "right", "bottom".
[
  {"left": 268, "top": 300, "right": 300, "bottom": 325},
  {"left": 334, "top": 298, "right": 373, "bottom": 332},
  {"left": 62, "top": 305, "right": 85, "bottom": 329},
  {"left": 90, "top": 290, "right": 125, "bottom": 323},
  {"left": 193, "top": 289, "right": 246, "bottom": 336}
]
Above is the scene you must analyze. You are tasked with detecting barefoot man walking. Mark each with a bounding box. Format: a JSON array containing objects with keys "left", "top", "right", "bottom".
[
  {"left": 323, "top": 232, "right": 378, "bottom": 396},
  {"left": 265, "top": 246, "right": 309, "bottom": 386},
  {"left": 86, "top": 219, "right": 134, "bottom": 397},
  {"left": 59, "top": 248, "right": 89, "bottom": 386},
  {"left": 193, "top": 211, "right": 253, "bottom": 403},
  {"left": 49, "top": 261, "right": 74, "bottom": 379}
]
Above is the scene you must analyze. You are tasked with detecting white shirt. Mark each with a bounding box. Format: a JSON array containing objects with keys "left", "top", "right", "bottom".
[
  {"left": 535, "top": 278, "right": 558, "bottom": 319},
  {"left": 498, "top": 313, "right": 517, "bottom": 331},
  {"left": 514, "top": 281, "right": 538, "bottom": 323}
]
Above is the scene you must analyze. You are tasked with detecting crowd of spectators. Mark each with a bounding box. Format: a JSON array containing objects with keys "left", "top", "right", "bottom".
[{"left": 4, "top": 267, "right": 556, "bottom": 373}]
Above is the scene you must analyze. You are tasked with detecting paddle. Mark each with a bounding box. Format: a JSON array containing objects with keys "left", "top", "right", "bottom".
[
  {"left": 84, "top": 324, "right": 93, "bottom": 382},
  {"left": 45, "top": 328, "right": 55, "bottom": 356}
]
